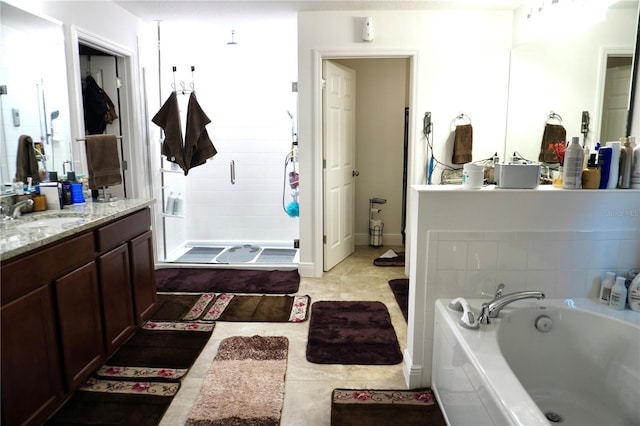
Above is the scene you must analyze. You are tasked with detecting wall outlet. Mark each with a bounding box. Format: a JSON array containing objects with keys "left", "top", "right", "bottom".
[
  {"left": 424, "top": 111, "right": 432, "bottom": 135},
  {"left": 12, "top": 108, "right": 20, "bottom": 126},
  {"left": 294, "top": 239, "right": 299, "bottom": 248},
  {"left": 0, "top": 85, "right": 7, "bottom": 95}
]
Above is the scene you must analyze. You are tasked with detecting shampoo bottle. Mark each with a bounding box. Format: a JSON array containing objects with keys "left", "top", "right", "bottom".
[
  {"left": 598, "top": 147, "right": 613, "bottom": 189},
  {"left": 599, "top": 271, "right": 616, "bottom": 304},
  {"left": 630, "top": 138, "right": 640, "bottom": 189},
  {"left": 165, "top": 192, "right": 176, "bottom": 215},
  {"left": 562, "top": 136, "right": 584, "bottom": 189},
  {"left": 627, "top": 273, "right": 640, "bottom": 312},
  {"left": 618, "top": 137, "right": 633, "bottom": 188},
  {"left": 609, "top": 276, "right": 627, "bottom": 310},
  {"left": 607, "top": 141, "right": 621, "bottom": 189},
  {"left": 173, "top": 193, "right": 184, "bottom": 216}
]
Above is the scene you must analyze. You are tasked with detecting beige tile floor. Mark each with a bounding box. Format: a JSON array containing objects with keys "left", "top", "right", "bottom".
[{"left": 159, "top": 245, "right": 409, "bottom": 426}]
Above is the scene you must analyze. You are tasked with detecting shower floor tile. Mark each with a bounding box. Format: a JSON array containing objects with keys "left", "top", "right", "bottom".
[
  {"left": 255, "top": 248, "right": 298, "bottom": 263},
  {"left": 175, "top": 247, "right": 225, "bottom": 263}
]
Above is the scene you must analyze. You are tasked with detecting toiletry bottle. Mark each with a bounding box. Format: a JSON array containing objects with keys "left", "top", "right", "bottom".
[
  {"left": 582, "top": 144, "right": 590, "bottom": 170},
  {"left": 599, "top": 271, "right": 616, "bottom": 304},
  {"left": 607, "top": 141, "right": 621, "bottom": 189},
  {"left": 618, "top": 137, "right": 633, "bottom": 189},
  {"left": 627, "top": 273, "right": 640, "bottom": 312},
  {"left": 166, "top": 192, "right": 176, "bottom": 215},
  {"left": 632, "top": 138, "right": 640, "bottom": 188},
  {"left": 562, "top": 136, "right": 584, "bottom": 189},
  {"left": 582, "top": 154, "right": 600, "bottom": 189},
  {"left": 173, "top": 193, "right": 184, "bottom": 216},
  {"left": 609, "top": 276, "right": 627, "bottom": 310},
  {"left": 598, "top": 146, "right": 613, "bottom": 189}
]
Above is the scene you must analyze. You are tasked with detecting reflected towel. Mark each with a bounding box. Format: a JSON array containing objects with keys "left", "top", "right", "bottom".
[
  {"left": 184, "top": 92, "right": 217, "bottom": 174},
  {"left": 152, "top": 92, "right": 185, "bottom": 171},
  {"left": 85, "top": 134, "right": 122, "bottom": 189},
  {"left": 15, "top": 134, "right": 39, "bottom": 183},
  {"left": 538, "top": 123, "right": 566, "bottom": 163},
  {"left": 452, "top": 124, "right": 472, "bottom": 164}
]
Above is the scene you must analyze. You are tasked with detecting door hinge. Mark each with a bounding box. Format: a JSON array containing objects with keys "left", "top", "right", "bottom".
[
  {"left": 323, "top": 235, "right": 326, "bottom": 244},
  {"left": 122, "top": 160, "right": 128, "bottom": 171},
  {"left": 323, "top": 159, "right": 326, "bottom": 169},
  {"left": 321, "top": 79, "right": 326, "bottom": 89},
  {"left": 116, "top": 77, "right": 123, "bottom": 89}
]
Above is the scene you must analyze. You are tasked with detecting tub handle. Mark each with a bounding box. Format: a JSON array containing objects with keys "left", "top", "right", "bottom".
[{"left": 230, "top": 160, "right": 236, "bottom": 185}]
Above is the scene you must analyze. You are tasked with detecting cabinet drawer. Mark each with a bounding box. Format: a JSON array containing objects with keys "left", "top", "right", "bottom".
[
  {"left": 96, "top": 208, "right": 151, "bottom": 253},
  {"left": 1, "top": 232, "right": 95, "bottom": 306}
]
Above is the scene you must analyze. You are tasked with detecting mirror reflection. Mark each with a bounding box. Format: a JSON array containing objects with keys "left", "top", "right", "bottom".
[
  {"left": 505, "top": 1, "right": 638, "bottom": 163},
  {"left": 0, "top": 1, "right": 72, "bottom": 188}
]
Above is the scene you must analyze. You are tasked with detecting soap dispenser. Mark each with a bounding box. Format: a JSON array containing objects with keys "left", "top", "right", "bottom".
[{"left": 581, "top": 154, "right": 600, "bottom": 189}]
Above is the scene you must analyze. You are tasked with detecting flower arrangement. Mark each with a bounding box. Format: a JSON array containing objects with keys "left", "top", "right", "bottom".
[{"left": 548, "top": 141, "right": 567, "bottom": 166}]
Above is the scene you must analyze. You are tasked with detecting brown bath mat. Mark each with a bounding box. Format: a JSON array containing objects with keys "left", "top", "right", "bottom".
[
  {"left": 306, "top": 301, "right": 403, "bottom": 365},
  {"left": 389, "top": 279, "right": 409, "bottom": 322},
  {"left": 331, "top": 388, "right": 446, "bottom": 426},
  {"left": 373, "top": 250, "right": 405, "bottom": 267},
  {"left": 155, "top": 268, "right": 300, "bottom": 293}
]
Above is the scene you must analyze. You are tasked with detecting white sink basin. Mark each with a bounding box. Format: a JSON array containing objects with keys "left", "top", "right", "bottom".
[{"left": 16, "top": 216, "right": 85, "bottom": 229}]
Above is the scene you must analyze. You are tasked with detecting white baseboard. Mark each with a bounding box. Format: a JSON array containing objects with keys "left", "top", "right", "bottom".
[
  {"left": 403, "top": 349, "right": 424, "bottom": 388},
  {"left": 355, "top": 232, "right": 404, "bottom": 247}
]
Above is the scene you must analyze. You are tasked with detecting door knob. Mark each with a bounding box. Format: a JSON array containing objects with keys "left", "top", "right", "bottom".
[{"left": 352, "top": 170, "right": 360, "bottom": 177}]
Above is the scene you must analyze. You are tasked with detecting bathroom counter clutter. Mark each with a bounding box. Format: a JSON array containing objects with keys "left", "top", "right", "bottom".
[{"left": 0, "top": 198, "right": 155, "bottom": 261}]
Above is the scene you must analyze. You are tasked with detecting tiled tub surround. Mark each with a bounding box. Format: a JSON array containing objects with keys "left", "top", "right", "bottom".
[
  {"left": 405, "top": 186, "right": 640, "bottom": 388},
  {"left": 0, "top": 198, "right": 155, "bottom": 261}
]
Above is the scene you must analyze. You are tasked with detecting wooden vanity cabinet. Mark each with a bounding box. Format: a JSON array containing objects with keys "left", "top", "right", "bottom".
[{"left": 0, "top": 207, "right": 157, "bottom": 426}]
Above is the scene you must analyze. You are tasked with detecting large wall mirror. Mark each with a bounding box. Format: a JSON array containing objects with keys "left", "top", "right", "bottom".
[
  {"left": 0, "top": 1, "right": 72, "bottom": 186},
  {"left": 505, "top": 1, "right": 638, "bottom": 162}
]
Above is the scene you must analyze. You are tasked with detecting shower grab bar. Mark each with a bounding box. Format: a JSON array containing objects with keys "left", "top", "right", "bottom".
[{"left": 230, "top": 160, "right": 235, "bottom": 184}]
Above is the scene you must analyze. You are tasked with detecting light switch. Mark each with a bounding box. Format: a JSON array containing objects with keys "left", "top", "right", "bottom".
[{"left": 12, "top": 108, "right": 20, "bottom": 126}]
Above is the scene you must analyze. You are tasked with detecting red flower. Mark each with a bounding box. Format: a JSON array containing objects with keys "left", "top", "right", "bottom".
[
  {"left": 353, "top": 391, "right": 372, "bottom": 401},
  {"left": 548, "top": 141, "right": 567, "bottom": 166}
]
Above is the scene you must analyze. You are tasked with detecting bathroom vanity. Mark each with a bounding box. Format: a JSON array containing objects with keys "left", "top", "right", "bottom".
[{"left": 0, "top": 199, "right": 157, "bottom": 426}]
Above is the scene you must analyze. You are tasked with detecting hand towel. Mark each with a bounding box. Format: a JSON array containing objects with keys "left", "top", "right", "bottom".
[
  {"left": 452, "top": 124, "right": 473, "bottom": 164},
  {"left": 15, "top": 135, "right": 39, "bottom": 183},
  {"left": 152, "top": 91, "right": 185, "bottom": 171},
  {"left": 85, "top": 134, "right": 122, "bottom": 189},
  {"left": 183, "top": 92, "right": 217, "bottom": 174},
  {"left": 538, "top": 123, "right": 566, "bottom": 163}
]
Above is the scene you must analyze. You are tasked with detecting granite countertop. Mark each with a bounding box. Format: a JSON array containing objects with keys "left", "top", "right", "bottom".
[{"left": 0, "top": 198, "right": 155, "bottom": 262}]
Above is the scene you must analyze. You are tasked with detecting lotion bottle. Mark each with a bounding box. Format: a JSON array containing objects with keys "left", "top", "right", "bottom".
[
  {"left": 630, "top": 138, "right": 640, "bottom": 189},
  {"left": 627, "top": 273, "right": 640, "bottom": 312},
  {"left": 609, "top": 276, "right": 627, "bottom": 310},
  {"left": 166, "top": 192, "right": 176, "bottom": 216},
  {"left": 562, "top": 136, "right": 584, "bottom": 189},
  {"left": 599, "top": 271, "right": 616, "bottom": 304},
  {"left": 581, "top": 154, "right": 600, "bottom": 189},
  {"left": 173, "top": 193, "right": 184, "bottom": 216}
]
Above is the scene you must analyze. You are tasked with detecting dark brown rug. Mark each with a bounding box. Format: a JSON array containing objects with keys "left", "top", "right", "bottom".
[
  {"left": 374, "top": 251, "right": 405, "bottom": 267},
  {"left": 331, "top": 388, "right": 446, "bottom": 426},
  {"left": 152, "top": 292, "right": 310, "bottom": 322},
  {"left": 155, "top": 268, "right": 300, "bottom": 293},
  {"left": 95, "top": 321, "right": 214, "bottom": 381},
  {"left": 389, "top": 279, "right": 409, "bottom": 322},
  {"left": 185, "top": 336, "right": 288, "bottom": 426},
  {"left": 45, "top": 378, "right": 179, "bottom": 426},
  {"left": 306, "top": 301, "right": 403, "bottom": 365}
]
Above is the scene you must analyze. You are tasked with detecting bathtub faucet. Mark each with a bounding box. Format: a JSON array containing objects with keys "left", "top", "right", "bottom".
[{"left": 478, "top": 289, "right": 545, "bottom": 324}]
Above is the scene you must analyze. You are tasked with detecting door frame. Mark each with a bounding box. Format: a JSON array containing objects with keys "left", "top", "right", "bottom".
[
  {"left": 66, "top": 25, "right": 151, "bottom": 200},
  {"left": 310, "top": 49, "right": 418, "bottom": 277}
]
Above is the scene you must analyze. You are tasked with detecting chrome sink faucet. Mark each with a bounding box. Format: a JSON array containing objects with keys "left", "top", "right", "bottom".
[
  {"left": 9, "top": 199, "right": 34, "bottom": 219},
  {"left": 478, "top": 284, "right": 545, "bottom": 324}
]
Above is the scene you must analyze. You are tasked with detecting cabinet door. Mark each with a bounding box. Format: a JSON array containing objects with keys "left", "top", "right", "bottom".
[
  {"left": 129, "top": 230, "right": 158, "bottom": 324},
  {"left": 55, "top": 262, "right": 105, "bottom": 390},
  {"left": 1, "top": 286, "right": 65, "bottom": 426},
  {"left": 98, "top": 244, "right": 136, "bottom": 354}
]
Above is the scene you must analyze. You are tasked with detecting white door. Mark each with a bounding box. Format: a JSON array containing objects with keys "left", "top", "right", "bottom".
[
  {"left": 323, "top": 60, "right": 356, "bottom": 271},
  {"left": 600, "top": 56, "right": 632, "bottom": 142}
]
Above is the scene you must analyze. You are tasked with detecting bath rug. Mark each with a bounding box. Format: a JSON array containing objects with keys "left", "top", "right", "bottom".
[
  {"left": 389, "top": 278, "right": 409, "bottom": 322},
  {"left": 95, "top": 321, "right": 214, "bottom": 381},
  {"left": 255, "top": 248, "right": 298, "bottom": 263},
  {"left": 185, "top": 335, "right": 288, "bottom": 426},
  {"left": 215, "top": 244, "right": 261, "bottom": 263},
  {"left": 175, "top": 246, "right": 225, "bottom": 263},
  {"left": 373, "top": 250, "right": 405, "bottom": 267},
  {"left": 155, "top": 267, "right": 300, "bottom": 294},
  {"left": 331, "top": 388, "right": 446, "bottom": 426},
  {"left": 306, "top": 301, "right": 403, "bottom": 365},
  {"left": 152, "top": 292, "right": 310, "bottom": 322},
  {"left": 45, "top": 377, "right": 179, "bottom": 426}
]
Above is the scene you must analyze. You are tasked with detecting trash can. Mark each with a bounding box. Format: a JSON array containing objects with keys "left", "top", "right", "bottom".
[{"left": 369, "top": 197, "right": 387, "bottom": 247}]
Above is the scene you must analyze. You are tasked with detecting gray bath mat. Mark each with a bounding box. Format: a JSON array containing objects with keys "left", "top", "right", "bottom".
[
  {"left": 176, "top": 247, "right": 225, "bottom": 263},
  {"left": 215, "top": 245, "right": 261, "bottom": 263},
  {"left": 255, "top": 248, "right": 297, "bottom": 263}
]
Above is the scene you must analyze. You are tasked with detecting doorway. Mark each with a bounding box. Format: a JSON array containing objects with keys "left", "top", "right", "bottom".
[
  {"left": 599, "top": 54, "right": 633, "bottom": 142},
  {"left": 322, "top": 57, "right": 410, "bottom": 271}
]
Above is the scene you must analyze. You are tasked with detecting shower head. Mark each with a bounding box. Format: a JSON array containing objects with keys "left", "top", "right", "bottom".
[{"left": 50, "top": 110, "right": 59, "bottom": 121}]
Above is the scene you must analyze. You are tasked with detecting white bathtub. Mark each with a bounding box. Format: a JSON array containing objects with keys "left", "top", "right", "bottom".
[{"left": 432, "top": 298, "right": 640, "bottom": 426}]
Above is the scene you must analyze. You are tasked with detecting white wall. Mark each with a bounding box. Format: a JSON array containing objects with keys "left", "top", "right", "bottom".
[
  {"left": 149, "top": 18, "right": 299, "bottom": 258},
  {"left": 407, "top": 186, "right": 640, "bottom": 387},
  {"left": 297, "top": 10, "right": 513, "bottom": 276}
]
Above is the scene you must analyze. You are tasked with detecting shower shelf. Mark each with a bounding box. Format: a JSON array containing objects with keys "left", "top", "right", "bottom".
[
  {"left": 160, "top": 168, "right": 182, "bottom": 174},
  {"left": 162, "top": 213, "right": 184, "bottom": 218}
]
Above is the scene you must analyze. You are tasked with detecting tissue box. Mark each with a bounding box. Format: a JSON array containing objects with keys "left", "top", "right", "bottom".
[{"left": 495, "top": 163, "right": 541, "bottom": 189}]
